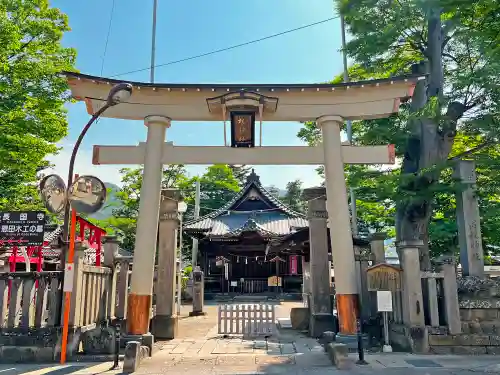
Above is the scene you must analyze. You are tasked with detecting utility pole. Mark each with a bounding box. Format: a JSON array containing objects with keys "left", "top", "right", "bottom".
[
  {"left": 191, "top": 179, "right": 200, "bottom": 266},
  {"left": 340, "top": 13, "right": 358, "bottom": 236},
  {"left": 150, "top": 0, "right": 158, "bottom": 83}
]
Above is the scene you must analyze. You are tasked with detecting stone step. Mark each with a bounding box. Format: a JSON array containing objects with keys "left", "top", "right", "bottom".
[{"left": 277, "top": 318, "right": 293, "bottom": 329}]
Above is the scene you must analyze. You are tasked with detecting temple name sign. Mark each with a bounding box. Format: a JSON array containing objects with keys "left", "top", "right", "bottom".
[{"left": 0, "top": 211, "right": 46, "bottom": 246}]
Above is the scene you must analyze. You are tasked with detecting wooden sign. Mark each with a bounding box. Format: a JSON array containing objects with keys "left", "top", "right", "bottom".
[
  {"left": 366, "top": 263, "right": 402, "bottom": 292},
  {"left": 230, "top": 112, "right": 255, "bottom": 148},
  {"left": 267, "top": 276, "right": 282, "bottom": 287}
]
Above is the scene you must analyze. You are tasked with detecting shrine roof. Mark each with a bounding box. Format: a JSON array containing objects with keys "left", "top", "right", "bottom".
[{"left": 184, "top": 170, "right": 308, "bottom": 238}]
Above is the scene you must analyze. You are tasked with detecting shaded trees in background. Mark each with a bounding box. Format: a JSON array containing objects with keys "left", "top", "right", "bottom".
[
  {"left": 0, "top": 0, "right": 76, "bottom": 211},
  {"left": 281, "top": 180, "right": 306, "bottom": 214}
]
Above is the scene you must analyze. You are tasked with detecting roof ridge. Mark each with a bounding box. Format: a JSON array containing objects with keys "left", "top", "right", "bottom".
[{"left": 183, "top": 179, "right": 307, "bottom": 227}]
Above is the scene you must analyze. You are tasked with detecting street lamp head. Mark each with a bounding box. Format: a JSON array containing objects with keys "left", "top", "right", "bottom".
[{"left": 107, "top": 83, "right": 133, "bottom": 106}]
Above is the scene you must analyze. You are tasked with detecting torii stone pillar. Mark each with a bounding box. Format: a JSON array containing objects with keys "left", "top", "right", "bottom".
[
  {"left": 303, "top": 187, "right": 335, "bottom": 337},
  {"left": 453, "top": 160, "right": 484, "bottom": 278},
  {"left": 153, "top": 189, "right": 180, "bottom": 339},
  {"left": 127, "top": 115, "right": 171, "bottom": 335},
  {"left": 317, "top": 115, "right": 359, "bottom": 335}
]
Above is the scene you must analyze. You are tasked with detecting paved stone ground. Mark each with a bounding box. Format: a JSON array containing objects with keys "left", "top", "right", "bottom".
[
  {"left": 9, "top": 302, "right": 500, "bottom": 374},
  {"left": 132, "top": 302, "right": 500, "bottom": 375}
]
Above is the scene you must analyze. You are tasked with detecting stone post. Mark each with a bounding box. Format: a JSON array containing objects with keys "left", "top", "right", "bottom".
[
  {"left": 103, "top": 235, "right": 119, "bottom": 267},
  {"left": 115, "top": 259, "right": 130, "bottom": 320},
  {"left": 152, "top": 189, "right": 180, "bottom": 339},
  {"left": 436, "top": 256, "right": 461, "bottom": 334},
  {"left": 354, "top": 246, "right": 372, "bottom": 321},
  {"left": 453, "top": 160, "right": 484, "bottom": 278},
  {"left": 66, "top": 241, "right": 85, "bottom": 327},
  {"left": 397, "top": 240, "right": 425, "bottom": 327},
  {"left": 189, "top": 266, "right": 205, "bottom": 316},
  {"left": 303, "top": 187, "right": 335, "bottom": 337},
  {"left": 302, "top": 256, "right": 311, "bottom": 306},
  {"left": 369, "top": 233, "right": 386, "bottom": 264},
  {"left": 103, "top": 235, "right": 119, "bottom": 320},
  {"left": 127, "top": 115, "right": 170, "bottom": 335},
  {"left": 317, "top": 115, "right": 358, "bottom": 334}
]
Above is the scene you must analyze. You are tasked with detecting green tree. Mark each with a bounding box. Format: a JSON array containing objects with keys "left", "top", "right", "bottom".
[
  {"left": 92, "top": 165, "right": 189, "bottom": 251},
  {"left": 194, "top": 164, "right": 241, "bottom": 217},
  {"left": 299, "top": 0, "right": 500, "bottom": 268},
  {"left": 0, "top": 0, "right": 76, "bottom": 211},
  {"left": 280, "top": 180, "right": 306, "bottom": 213},
  {"left": 228, "top": 165, "right": 252, "bottom": 187}
]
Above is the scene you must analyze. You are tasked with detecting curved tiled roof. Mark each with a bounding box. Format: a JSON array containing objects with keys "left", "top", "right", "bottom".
[{"left": 184, "top": 172, "right": 308, "bottom": 238}]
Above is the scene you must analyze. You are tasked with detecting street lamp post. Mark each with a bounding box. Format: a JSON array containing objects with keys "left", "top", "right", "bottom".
[
  {"left": 177, "top": 201, "right": 188, "bottom": 317},
  {"left": 57, "top": 82, "right": 133, "bottom": 323}
]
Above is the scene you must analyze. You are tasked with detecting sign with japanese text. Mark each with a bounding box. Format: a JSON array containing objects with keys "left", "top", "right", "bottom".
[
  {"left": 0, "top": 211, "right": 46, "bottom": 246},
  {"left": 289, "top": 255, "right": 298, "bottom": 275}
]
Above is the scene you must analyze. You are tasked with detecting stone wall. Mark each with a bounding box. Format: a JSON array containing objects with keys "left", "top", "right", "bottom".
[
  {"left": 426, "top": 276, "right": 500, "bottom": 355},
  {"left": 0, "top": 326, "right": 116, "bottom": 363}
]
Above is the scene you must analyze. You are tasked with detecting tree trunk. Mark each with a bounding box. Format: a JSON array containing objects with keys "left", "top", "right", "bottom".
[{"left": 396, "top": 3, "right": 444, "bottom": 270}]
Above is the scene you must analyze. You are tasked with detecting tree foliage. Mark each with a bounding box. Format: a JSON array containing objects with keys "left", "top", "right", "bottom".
[
  {"left": 298, "top": 0, "right": 500, "bottom": 266},
  {"left": 0, "top": 0, "right": 76, "bottom": 211},
  {"left": 92, "top": 165, "right": 241, "bottom": 260},
  {"left": 281, "top": 180, "right": 307, "bottom": 214}
]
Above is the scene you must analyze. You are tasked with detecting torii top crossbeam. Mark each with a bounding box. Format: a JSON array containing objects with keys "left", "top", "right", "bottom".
[{"left": 65, "top": 72, "right": 421, "bottom": 122}]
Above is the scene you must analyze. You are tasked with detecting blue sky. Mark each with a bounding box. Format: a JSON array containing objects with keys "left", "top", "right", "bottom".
[{"left": 48, "top": 0, "right": 347, "bottom": 188}]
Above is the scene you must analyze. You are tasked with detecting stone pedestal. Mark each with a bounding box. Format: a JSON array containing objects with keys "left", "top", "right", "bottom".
[
  {"left": 152, "top": 315, "right": 178, "bottom": 339},
  {"left": 454, "top": 160, "right": 484, "bottom": 278},
  {"left": 153, "top": 189, "right": 180, "bottom": 339},
  {"left": 303, "top": 187, "right": 336, "bottom": 337}
]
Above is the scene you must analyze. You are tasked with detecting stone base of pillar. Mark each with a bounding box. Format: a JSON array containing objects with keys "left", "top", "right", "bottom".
[
  {"left": 189, "top": 311, "right": 207, "bottom": 317},
  {"left": 336, "top": 294, "right": 358, "bottom": 335},
  {"left": 152, "top": 315, "right": 179, "bottom": 339},
  {"left": 127, "top": 293, "right": 152, "bottom": 335},
  {"left": 309, "top": 313, "right": 336, "bottom": 338}
]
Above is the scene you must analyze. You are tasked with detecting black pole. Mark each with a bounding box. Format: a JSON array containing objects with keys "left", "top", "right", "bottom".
[
  {"left": 55, "top": 104, "right": 111, "bottom": 328},
  {"left": 113, "top": 320, "right": 121, "bottom": 369},
  {"left": 356, "top": 316, "right": 368, "bottom": 365}
]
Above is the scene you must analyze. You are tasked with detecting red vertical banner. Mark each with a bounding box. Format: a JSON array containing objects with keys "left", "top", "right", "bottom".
[{"left": 290, "top": 255, "right": 298, "bottom": 275}]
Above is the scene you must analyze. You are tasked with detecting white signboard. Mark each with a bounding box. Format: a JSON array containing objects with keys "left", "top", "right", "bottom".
[
  {"left": 377, "top": 290, "right": 393, "bottom": 312},
  {"left": 63, "top": 263, "right": 75, "bottom": 292},
  {"left": 224, "top": 263, "right": 229, "bottom": 280},
  {"left": 230, "top": 281, "right": 237, "bottom": 287}
]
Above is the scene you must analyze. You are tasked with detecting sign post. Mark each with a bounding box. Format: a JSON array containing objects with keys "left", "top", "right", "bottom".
[
  {"left": 60, "top": 207, "right": 77, "bottom": 364},
  {"left": 377, "top": 290, "right": 393, "bottom": 353}
]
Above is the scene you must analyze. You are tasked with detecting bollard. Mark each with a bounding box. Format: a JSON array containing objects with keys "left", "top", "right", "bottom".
[
  {"left": 356, "top": 318, "right": 368, "bottom": 365},
  {"left": 113, "top": 320, "right": 121, "bottom": 369}
]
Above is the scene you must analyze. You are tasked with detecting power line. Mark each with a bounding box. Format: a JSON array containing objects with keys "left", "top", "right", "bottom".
[
  {"left": 110, "top": 16, "right": 339, "bottom": 78},
  {"left": 100, "top": 0, "right": 116, "bottom": 76}
]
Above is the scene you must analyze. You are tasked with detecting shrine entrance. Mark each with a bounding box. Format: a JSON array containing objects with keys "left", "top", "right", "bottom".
[{"left": 64, "top": 71, "right": 421, "bottom": 337}]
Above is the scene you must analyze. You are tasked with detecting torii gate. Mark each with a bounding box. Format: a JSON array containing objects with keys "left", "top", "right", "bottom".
[{"left": 65, "top": 72, "right": 421, "bottom": 337}]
